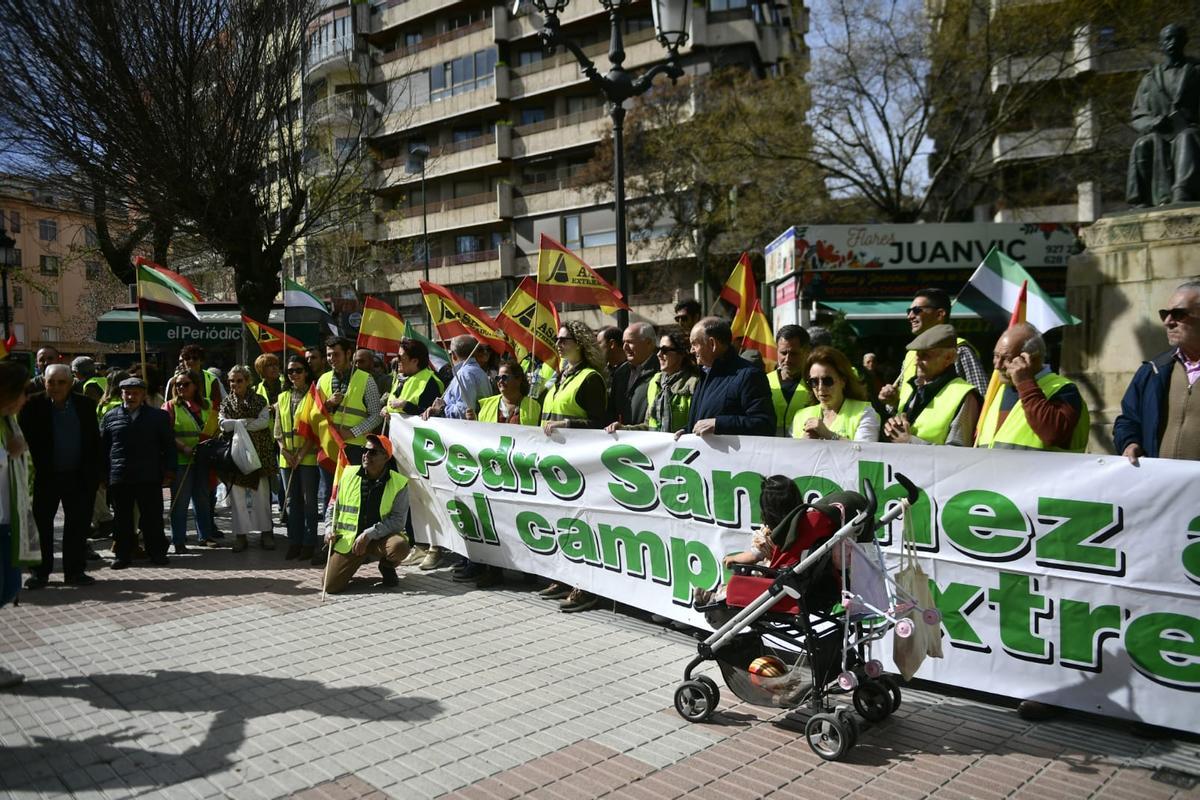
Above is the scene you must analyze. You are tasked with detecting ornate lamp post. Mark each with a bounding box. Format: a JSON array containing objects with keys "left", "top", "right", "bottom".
[
  {"left": 520, "top": 0, "right": 690, "bottom": 329},
  {"left": 407, "top": 143, "right": 432, "bottom": 335},
  {"left": 0, "top": 227, "right": 15, "bottom": 341}
]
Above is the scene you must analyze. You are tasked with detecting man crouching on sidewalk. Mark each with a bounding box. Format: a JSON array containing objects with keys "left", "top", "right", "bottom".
[{"left": 323, "top": 434, "right": 411, "bottom": 593}]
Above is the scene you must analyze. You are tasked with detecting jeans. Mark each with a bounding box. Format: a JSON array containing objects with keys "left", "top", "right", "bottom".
[
  {"left": 281, "top": 465, "right": 320, "bottom": 547},
  {"left": 170, "top": 463, "right": 214, "bottom": 545}
]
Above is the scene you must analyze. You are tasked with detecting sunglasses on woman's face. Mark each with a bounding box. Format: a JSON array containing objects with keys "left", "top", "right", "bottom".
[
  {"left": 657, "top": 346, "right": 682, "bottom": 355},
  {"left": 807, "top": 376, "right": 837, "bottom": 388},
  {"left": 175, "top": 382, "right": 192, "bottom": 389},
  {"left": 496, "top": 374, "right": 513, "bottom": 383},
  {"left": 286, "top": 367, "right": 305, "bottom": 374}
]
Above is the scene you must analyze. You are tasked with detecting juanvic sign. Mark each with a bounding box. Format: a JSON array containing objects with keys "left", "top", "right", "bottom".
[{"left": 765, "top": 223, "right": 1081, "bottom": 281}]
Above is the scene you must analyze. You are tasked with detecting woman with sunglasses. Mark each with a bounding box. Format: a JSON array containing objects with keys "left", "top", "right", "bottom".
[
  {"left": 605, "top": 331, "right": 700, "bottom": 433},
  {"left": 218, "top": 365, "right": 278, "bottom": 553},
  {"left": 275, "top": 356, "right": 320, "bottom": 561},
  {"left": 165, "top": 368, "right": 219, "bottom": 552},
  {"left": 791, "top": 346, "right": 880, "bottom": 442},
  {"left": 539, "top": 319, "right": 608, "bottom": 612}
]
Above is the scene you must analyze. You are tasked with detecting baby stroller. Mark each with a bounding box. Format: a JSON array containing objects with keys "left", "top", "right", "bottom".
[{"left": 674, "top": 473, "right": 932, "bottom": 761}]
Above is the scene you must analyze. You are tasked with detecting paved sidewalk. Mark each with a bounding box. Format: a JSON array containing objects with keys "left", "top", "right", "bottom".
[{"left": 2, "top": 524, "right": 1199, "bottom": 799}]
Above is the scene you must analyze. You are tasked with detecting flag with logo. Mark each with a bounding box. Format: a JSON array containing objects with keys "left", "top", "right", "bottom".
[
  {"left": 740, "top": 299, "right": 778, "bottom": 371},
  {"left": 402, "top": 321, "right": 450, "bottom": 371},
  {"left": 496, "top": 277, "right": 560, "bottom": 369},
  {"left": 135, "top": 257, "right": 201, "bottom": 321},
  {"left": 283, "top": 277, "right": 339, "bottom": 334},
  {"left": 719, "top": 252, "right": 758, "bottom": 339},
  {"left": 419, "top": 280, "right": 512, "bottom": 355},
  {"left": 242, "top": 314, "right": 305, "bottom": 355},
  {"left": 954, "top": 247, "right": 1077, "bottom": 332},
  {"left": 357, "top": 296, "right": 406, "bottom": 353},
  {"left": 535, "top": 234, "right": 629, "bottom": 313}
]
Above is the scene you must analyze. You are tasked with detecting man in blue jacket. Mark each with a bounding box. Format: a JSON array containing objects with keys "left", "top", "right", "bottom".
[
  {"left": 682, "top": 317, "right": 775, "bottom": 437},
  {"left": 1113, "top": 280, "right": 1200, "bottom": 464},
  {"left": 100, "top": 377, "right": 177, "bottom": 569}
]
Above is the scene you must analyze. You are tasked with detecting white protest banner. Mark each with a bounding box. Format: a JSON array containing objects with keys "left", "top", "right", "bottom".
[{"left": 390, "top": 416, "right": 1200, "bottom": 733}]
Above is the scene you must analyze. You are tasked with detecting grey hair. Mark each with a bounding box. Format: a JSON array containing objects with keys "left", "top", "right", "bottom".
[
  {"left": 625, "top": 321, "right": 656, "bottom": 343},
  {"left": 451, "top": 334, "right": 476, "bottom": 359},
  {"left": 228, "top": 364, "right": 253, "bottom": 382},
  {"left": 1176, "top": 278, "right": 1200, "bottom": 294},
  {"left": 44, "top": 363, "right": 72, "bottom": 381},
  {"left": 1010, "top": 322, "right": 1046, "bottom": 360}
]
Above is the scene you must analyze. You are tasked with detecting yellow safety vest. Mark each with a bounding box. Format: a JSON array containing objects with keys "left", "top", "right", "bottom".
[
  {"left": 97, "top": 398, "right": 122, "bottom": 421},
  {"left": 643, "top": 373, "right": 694, "bottom": 431},
  {"left": 277, "top": 390, "right": 318, "bottom": 467},
  {"left": 476, "top": 394, "right": 541, "bottom": 425},
  {"left": 393, "top": 367, "right": 444, "bottom": 411},
  {"left": 976, "top": 372, "right": 1090, "bottom": 452},
  {"left": 317, "top": 369, "right": 372, "bottom": 446},
  {"left": 907, "top": 378, "right": 976, "bottom": 445},
  {"left": 767, "top": 370, "right": 814, "bottom": 436},
  {"left": 791, "top": 398, "right": 872, "bottom": 441},
  {"left": 330, "top": 466, "right": 409, "bottom": 555},
  {"left": 541, "top": 366, "right": 599, "bottom": 422},
  {"left": 82, "top": 376, "right": 107, "bottom": 397},
  {"left": 897, "top": 337, "right": 975, "bottom": 408},
  {"left": 168, "top": 399, "right": 216, "bottom": 466}
]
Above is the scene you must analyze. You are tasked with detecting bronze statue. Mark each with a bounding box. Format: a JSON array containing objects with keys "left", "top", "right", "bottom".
[{"left": 1127, "top": 24, "right": 1200, "bottom": 207}]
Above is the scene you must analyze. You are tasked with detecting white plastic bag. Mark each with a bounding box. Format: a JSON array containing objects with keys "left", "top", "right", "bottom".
[
  {"left": 230, "top": 420, "right": 262, "bottom": 475},
  {"left": 893, "top": 515, "right": 942, "bottom": 679}
]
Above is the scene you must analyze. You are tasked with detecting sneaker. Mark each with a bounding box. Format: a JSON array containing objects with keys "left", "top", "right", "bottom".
[
  {"left": 538, "top": 582, "right": 572, "bottom": 600},
  {"left": 0, "top": 664, "right": 25, "bottom": 690},
  {"left": 1017, "top": 700, "right": 1060, "bottom": 722},
  {"left": 260, "top": 532, "right": 276, "bottom": 551},
  {"left": 110, "top": 560, "right": 132, "bottom": 570},
  {"left": 64, "top": 574, "right": 97, "bottom": 587},
  {"left": 378, "top": 563, "right": 399, "bottom": 588},
  {"left": 418, "top": 548, "right": 445, "bottom": 571},
  {"left": 203, "top": 539, "right": 222, "bottom": 548},
  {"left": 560, "top": 589, "right": 599, "bottom": 613},
  {"left": 400, "top": 545, "right": 428, "bottom": 567},
  {"left": 284, "top": 544, "right": 302, "bottom": 560}
]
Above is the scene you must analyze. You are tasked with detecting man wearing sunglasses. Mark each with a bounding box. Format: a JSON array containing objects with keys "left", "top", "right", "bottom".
[
  {"left": 879, "top": 288, "right": 986, "bottom": 410},
  {"left": 1114, "top": 279, "right": 1200, "bottom": 464},
  {"left": 322, "top": 435, "right": 411, "bottom": 593}
]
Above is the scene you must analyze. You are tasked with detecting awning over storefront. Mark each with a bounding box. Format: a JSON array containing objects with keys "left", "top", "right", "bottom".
[
  {"left": 817, "top": 299, "right": 982, "bottom": 320},
  {"left": 96, "top": 304, "right": 324, "bottom": 347}
]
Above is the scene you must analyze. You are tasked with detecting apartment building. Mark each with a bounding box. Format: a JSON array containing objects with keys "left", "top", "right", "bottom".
[
  {"left": 927, "top": 0, "right": 1199, "bottom": 225},
  {"left": 300, "top": 0, "right": 806, "bottom": 329}
]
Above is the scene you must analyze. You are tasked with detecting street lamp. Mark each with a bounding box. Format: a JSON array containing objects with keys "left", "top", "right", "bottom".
[
  {"left": 0, "top": 227, "right": 15, "bottom": 341},
  {"left": 407, "top": 143, "right": 432, "bottom": 335},
  {"left": 520, "top": 0, "right": 690, "bottom": 329}
]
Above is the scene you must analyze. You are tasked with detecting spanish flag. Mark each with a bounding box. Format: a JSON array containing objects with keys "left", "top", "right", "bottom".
[
  {"left": 419, "top": 280, "right": 512, "bottom": 355},
  {"left": 295, "top": 383, "right": 351, "bottom": 477},
  {"left": 241, "top": 314, "right": 305, "bottom": 355},
  {"left": 535, "top": 234, "right": 628, "bottom": 313},
  {"left": 974, "top": 280, "right": 1027, "bottom": 444},
  {"left": 740, "top": 299, "right": 778, "bottom": 372},
  {"left": 356, "top": 296, "right": 406, "bottom": 353},
  {"left": 719, "top": 252, "right": 758, "bottom": 339},
  {"left": 496, "top": 277, "right": 560, "bottom": 369}
]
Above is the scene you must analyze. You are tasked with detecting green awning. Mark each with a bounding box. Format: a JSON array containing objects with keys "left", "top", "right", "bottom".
[
  {"left": 96, "top": 305, "right": 324, "bottom": 347},
  {"left": 817, "top": 299, "right": 982, "bottom": 320}
]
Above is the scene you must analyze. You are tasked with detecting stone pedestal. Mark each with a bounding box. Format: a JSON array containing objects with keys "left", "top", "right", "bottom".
[{"left": 1062, "top": 205, "right": 1200, "bottom": 452}]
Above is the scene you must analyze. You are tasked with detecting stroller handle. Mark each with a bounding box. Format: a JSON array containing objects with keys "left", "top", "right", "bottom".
[{"left": 894, "top": 472, "right": 919, "bottom": 505}]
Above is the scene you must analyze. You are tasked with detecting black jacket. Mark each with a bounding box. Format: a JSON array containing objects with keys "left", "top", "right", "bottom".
[
  {"left": 608, "top": 355, "right": 661, "bottom": 426},
  {"left": 19, "top": 392, "right": 101, "bottom": 490},
  {"left": 687, "top": 348, "right": 776, "bottom": 436},
  {"left": 100, "top": 403, "right": 177, "bottom": 485}
]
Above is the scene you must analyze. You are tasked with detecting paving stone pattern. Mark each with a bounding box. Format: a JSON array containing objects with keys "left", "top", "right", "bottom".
[{"left": 1, "top": 518, "right": 1199, "bottom": 799}]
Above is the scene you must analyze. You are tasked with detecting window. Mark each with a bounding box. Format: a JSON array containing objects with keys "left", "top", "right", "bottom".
[
  {"left": 86, "top": 260, "right": 101, "bottom": 278},
  {"left": 452, "top": 126, "right": 482, "bottom": 143},
  {"left": 8, "top": 249, "right": 20, "bottom": 269},
  {"left": 6, "top": 211, "right": 18, "bottom": 233},
  {"left": 41, "top": 289, "right": 58, "bottom": 310},
  {"left": 519, "top": 107, "right": 546, "bottom": 126},
  {"left": 708, "top": 0, "right": 748, "bottom": 9},
  {"left": 404, "top": 31, "right": 422, "bottom": 48},
  {"left": 517, "top": 50, "right": 543, "bottom": 67},
  {"left": 431, "top": 48, "right": 496, "bottom": 101},
  {"left": 564, "top": 215, "right": 582, "bottom": 250},
  {"left": 392, "top": 69, "right": 430, "bottom": 110},
  {"left": 456, "top": 234, "right": 485, "bottom": 255},
  {"left": 12, "top": 285, "right": 22, "bottom": 308},
  {"left": 38, "top": 219, "right": 57, "bottom": 241},
  {"left": 40, "top": 326, "right": 59, "bottom": 342},
  {"left": 583, "top": 229, "right": 617, "bottom": 248},
  {"left": 39, "top": 255, "right": 60, "bottom": 275},
  {"left": 334, "top": 137, "right": 358, "bottom": 159}
]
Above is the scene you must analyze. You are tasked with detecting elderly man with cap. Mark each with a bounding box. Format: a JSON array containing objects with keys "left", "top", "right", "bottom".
[
  {"left": 321, "top": 433, "right": 411, "bottom": 593},
  {"left": 883, "top": 324, "right": 982, "bottom": 446},
  {"left": 99, "top": 376, "right": 177, "bottom": 569},
  {"left": 71, "top": 357, "right": 105, "bottom": 402}
]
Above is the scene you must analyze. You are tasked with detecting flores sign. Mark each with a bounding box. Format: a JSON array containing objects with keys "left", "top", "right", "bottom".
[{"left": 392, "top": 418, "right": 1200, "bottom": 733}]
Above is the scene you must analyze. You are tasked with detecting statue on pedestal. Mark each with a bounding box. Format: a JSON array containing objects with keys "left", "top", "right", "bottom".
[{"left": 1127, "top": 24, "right": 1200, "bottom": 207}]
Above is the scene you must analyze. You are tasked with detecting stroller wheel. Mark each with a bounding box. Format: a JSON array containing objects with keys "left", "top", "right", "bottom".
[
  {"left": 864, "top": 659, "right": 884, "bottom": 679},
  {"left": 894, "top": 618, "right": 915, "bottom": 639},
  {"left": 878, "top": 675, "right": 902, "bottom": 712},
  {"left": 674, "top": 680, "right": 715, "bottom": 723},
  {"left": 837, "top": 670, "right": 859, "bottom": 691},
  {"left": 696, "top": 675, "right": 721, "bottom": 710},
  {"left": 923, "top": 608, "right": 943, "bottom": 626},
  {"left": 853, "top": 680, "right": 892, "bottom": 722},
  {"left": 805, "top": 713, "right": 852, "bottom": 761}
]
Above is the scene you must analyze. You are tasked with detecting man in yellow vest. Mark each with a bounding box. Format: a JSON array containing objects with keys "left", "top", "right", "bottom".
[
  {"left": 883, "top": 324, "right": 981, "bottom": 446},
  {"left": 766, "top": 324, "right": 814, "bottom": 436},
  {"left": 317, "top": 337, "right": 383, "bottom": 465},
  {"left": 976, "top": 322, "right": 1089, "bottom": 453},
  {"left": 322, "top": 435, "right": 411, "bottom": 594}
]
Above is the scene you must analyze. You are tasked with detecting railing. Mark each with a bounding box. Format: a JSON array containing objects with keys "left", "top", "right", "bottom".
[
  {"left": 513, "top": 105, "right": 605, "bottom": 137},
  {"left": 511, "top": 27, "right": 657, "bottom": 76},
  {"left": 306, "top": 35, "right": 355, "bottom": 72},
  {"left": 378, "top": 18, "right": 490, "bottom": 64},
  {"left": 433, "top": 131, "right": 496, "bottom": 157},
  {"left": 306, "top": 93, "right": 370, "bottom": 123},
  {"left": 396, "top": 189, "right": 495, "bottom": 218},
  {"left": 516, "top": 174, "right": 596, "bottom": 197},
  {"left": 383, "top": 248, "right": 501, "bottom": 272}
]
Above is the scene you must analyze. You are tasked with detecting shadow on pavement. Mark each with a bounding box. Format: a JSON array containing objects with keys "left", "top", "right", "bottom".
[
  {"left": 14, "top": 576, "right": 321, "bottom": 605},
  {"left": 0, "top": 669, "right": 444, "bottom": 792}
]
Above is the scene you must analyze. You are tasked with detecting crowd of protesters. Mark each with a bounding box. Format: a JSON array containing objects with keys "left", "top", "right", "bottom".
[{"left": 0, "top": 280, "right": 1196, "bottom": 693}]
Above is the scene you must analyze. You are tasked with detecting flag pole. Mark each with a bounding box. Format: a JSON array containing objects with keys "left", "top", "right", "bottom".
[
  {"left": 134, "top": 265, "right": 148, "bottom": 379},
  {"left": 281, "top": 267, "right": 289, "bottom": 361}
]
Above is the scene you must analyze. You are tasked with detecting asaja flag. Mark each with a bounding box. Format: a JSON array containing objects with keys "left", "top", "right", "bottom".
[
  {"left": 955, "top": 247, "right": 1077, "bottom": 332},
  {"left": 740, "top": 299, "right": 778, "bottom": 371},
  {"left": 719, "top": 252, "right": 758, "bottom": 339},
  {"left": 357, "top": 296, "right": 406, "bottom": 353},
  {"left": 496, "top": 277, "right": 560, "bottom": 369},
  {"left": 135, "top": 257, "right": 200, "bottom": 321},
  {"left": 283, "top": 277, "right": 339, "bottom": 334},
  {"left": 241, "top": 315, "right": 305, "bottom": 355},
  {"left": 420, "top": 280, "right": 512, "bottom": 355},
  {"left": 402, "top": 321, "right": 450, "bottom": 371},
  {"left": 536, "top": 234, "right": 629, "bottom": 313}
]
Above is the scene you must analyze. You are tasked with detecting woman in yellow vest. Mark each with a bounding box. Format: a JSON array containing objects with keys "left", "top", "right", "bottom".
[
  {"left": 165, "top": 368, "right": 219, "bottom": 553},
  {"left": 457, "top": 360, "right": 541, "bottom": 588},
  {"left": 276, "top": 356, "right": 320, "bottom": 562},
  {"left": 540, "top": 320, "right": 609, "bottom": 613},
  {"left": 791, "top": 346, "right": 880, "bottom": 442},
  {"left": 605, "top": 331, "right": 700, "bottom": 434}
]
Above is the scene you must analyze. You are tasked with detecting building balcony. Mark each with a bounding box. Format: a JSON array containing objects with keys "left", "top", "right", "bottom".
[
  {"left": 992, "top": 103, "right": 1096, "bottom": 163},
  {"left": 305, "top": 36, "right": 367, "bottom": 82},
  {"left": 375, "top": 17, "right": 497, "bottom": 80},
  {"left": 990, "top": 27, "right": 1093, "bottom": 90},
  {"left": 511, "top": 106, "right": 606, "bottom": 159},
  {"left": 377, "top": 183, "right": 513, "bottom": 240},
  {"left": 374, "top": 0, "right": 448, "bottom": 33},
  {"left": 377, "top": 66, "right": 509, "bottom": 136},
  {"left": 509, "top": 28, "right": 661, "bottom": 99},
  {"left": 503, "top": 4, "right": 611, "bottom": 41},
  {"left": 513, "top": 178, "right": 602, "bottom": 217},
  {"left": 992, "top": 202, "right": 1081, "bottom": 224},
  {"left": 369, "top": 241, "right": 518, "bottom": 292},
  {"left": 306, "top": 93, "right": 379, "bottom": 128},
  {"left": 377, "top": 126, "right": 512, "bottom": 187}
]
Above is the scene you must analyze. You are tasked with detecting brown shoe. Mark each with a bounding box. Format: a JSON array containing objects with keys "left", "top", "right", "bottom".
[{"left": 231, "top": 535, "right": 248, "bottom": 553}]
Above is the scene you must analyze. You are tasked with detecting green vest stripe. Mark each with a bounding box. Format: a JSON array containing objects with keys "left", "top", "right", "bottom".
[{"left": 768, "top": 370, "right": 814, "bottom": 436}]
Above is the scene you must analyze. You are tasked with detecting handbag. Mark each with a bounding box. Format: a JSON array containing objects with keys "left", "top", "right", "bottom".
[
  {"left": 230, "top": 420, "right": 262, "bottom": 475},
  {"left": 193, "top": 436, "right": 235, "bottom": 473},
  {"left": 893, "top": 513, "right": 942, "bottom": 679}
]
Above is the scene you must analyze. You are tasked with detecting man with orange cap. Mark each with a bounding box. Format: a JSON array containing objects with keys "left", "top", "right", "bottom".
[{"left": 322, "top": 434, "right": 411, "bottom": 593}]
